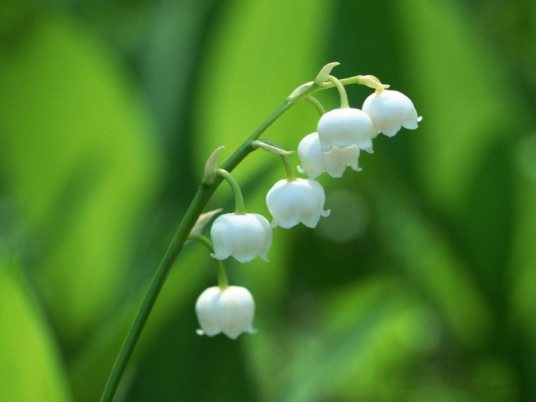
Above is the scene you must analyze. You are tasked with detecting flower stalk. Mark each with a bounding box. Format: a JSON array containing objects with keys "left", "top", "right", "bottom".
[
  {"left": 188, "top": 234, "right": 229, "bottom": 289},
  {"left": 305, "top": 95, "right": 325, "bottom": 116},
  {"left": 327, "top": 75, "right": 349, "bottom": 108},
  {"left": 281, "top": 154, "right": 297, "bottom": 181},
  {"left": 217, "top": 169, "right": 246, "bottom": 215}
]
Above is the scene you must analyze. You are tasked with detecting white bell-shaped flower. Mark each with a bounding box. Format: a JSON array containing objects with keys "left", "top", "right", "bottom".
[
  {"left": 211, "top": 213, "right": 272, "bottom": 263},
  {"left": 317, "top": 108, "right": 375, "bottom": 153},
  {"left": 298, "top": 132, "right": 361, "bottom": 179},
  {"left": 196, "top": 286, "right": 256, "bottom": 339},
  {"left": 266, "top": 178, "right": 330, "bottom": 229},
  {"left": 362, "top": 89, "right": 422, "bottom": 137}
]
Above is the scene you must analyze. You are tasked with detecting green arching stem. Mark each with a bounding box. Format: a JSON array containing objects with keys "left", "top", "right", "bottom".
[
  {"left": 100, "top": 71, "right": 369, "bottom": 402},
  {"left": 305, "top": 95, "right": 325, "bottom": 116},
  {"left": 217, "top": 169, "right": 246, "bottom": 215},
  {"left": 188, "top": 234, "right": 229, "bottom": 289},
  {"left": 281, "top": 154, "right": 297, "bottom": 181},
  {"left": 327, "top": 75, "right": 349, "bottom": 108}
]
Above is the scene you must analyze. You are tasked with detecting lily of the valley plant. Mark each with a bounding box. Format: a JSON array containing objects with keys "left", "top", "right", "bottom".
[{"left": 100, "top": 63, "right": 421, "bottom": 402}]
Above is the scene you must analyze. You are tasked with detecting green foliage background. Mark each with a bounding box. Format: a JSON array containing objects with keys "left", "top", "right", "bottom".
[{"left": 0, "top": 0, "right": 535, "bottom": 401}]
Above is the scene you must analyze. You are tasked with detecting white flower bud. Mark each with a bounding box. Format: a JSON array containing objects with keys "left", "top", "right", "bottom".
[
  {"left": 266, "top": 178, "right": 330, "bottom": 229},
  {"left": 297, "top": 132, "right": 361, "bottom": 179},
  {"left": 196, "top": 286, "right": 257, "bottom": 339},
  {"left": 362, "top": 89, "right": 422, "bottom": 137},
  {"left": 317, "top": 108, "right": 375, "bottom": 153},
  {"left": 211, "top": 213, "right": 272, "bottom": 263}
]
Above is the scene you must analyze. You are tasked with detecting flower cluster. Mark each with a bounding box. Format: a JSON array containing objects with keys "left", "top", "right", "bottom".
[
  {"left": 299, "top": 88, "right": 421, "bottom": 177},
  {"left": 195, "top": 67, "right": 421, "bottom": 339}
]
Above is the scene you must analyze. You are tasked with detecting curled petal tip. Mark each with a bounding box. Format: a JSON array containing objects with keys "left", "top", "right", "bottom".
[
  {"left": 196, "top": 329, "right": 204, "bottom": 336},
  {"left": 417, "top": 116, "right": 423, "bottom": 122},
  {"left": 297, "top": 165, "right": 305, "bottom": 174},
  {"left": 224, "top": 332, "right": 240, "bottom": 340},
  {"left": 235, "top": 256, "right": 255, "bottom": 264},
  {"left": 321, "top": 209, "right": 331, "bottom": 218},
  {"left": 260, "top": 255, "right": 270, "bottom": 263},
  {"left": 363, "top": 144, "right": 374, "bottom": 153}
]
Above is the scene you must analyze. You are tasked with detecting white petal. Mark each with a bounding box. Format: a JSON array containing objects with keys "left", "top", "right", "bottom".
[
  {"left": 401, "top": 107, "right": 421, "bottom": 130},
  {"left": 317, "top": 108, "right": 375, "bottom": 152},
  {"left": 324, "top": 145, "right": 360, "bottom": 177},
  {"left": 357, "top": 138, "right": 374, "bottom": 153},
  {"left": 217, "top": 286, "right": 256, "bottom": 339},
  {"left": 266, "top": 179, "right": 301, "bottom": 228},
  {"left": 363, "top": 90, "right": 421, "bottom": 137},
  {"left": 250, "top": 213, "right": 273, "bottom": 262},
  {"left": 195, "top": 287, "right": 224, "bottom": 336},
  {"left": 298, "top": 133, "right": 361, "bottom": 179},
  {"left": 210, "top": 214, "right": 238, "bottom": 260},
  {"left": 195, "top": 286, "right": 256, "bottom": 340},
  {"left": 210, "top": 213, "right": 272, "bottom": 263},
  {"left": 266, "top": 178, "right": 329, "bottom": 229},
  {"left": 297, "top": 133, "right": 324, "bottom": 179}
]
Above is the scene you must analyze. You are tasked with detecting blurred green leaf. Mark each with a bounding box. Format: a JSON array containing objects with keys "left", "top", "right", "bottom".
[
  {"left": 274, "top": 278, "right": 416, "bottom": 402},
  {"left": 393, "top": 0, "right": 519, "bottom": 214},
  {"left": 459, "top": 140, "right": 515, "bottom": 310},
  {"left": 510, "top": 135, "right": 536, "bottom": 399},
  {"left": 392, "top": 0, "right": 532, "bottom": 359},
  {"left": 250, "top": 276, "right": 444, "bottom": 402},
  {"left": 0, "top": 16, "right": 162, "bottom": 346},
  {"left": 371, "top": 177, "right": 493, "bottom": 349},
  {"left": 0, "top": 264, "right": 70, "bottom": 402},
  {"left": 142, "top": 0, "right": 215, "bottom": 142}
]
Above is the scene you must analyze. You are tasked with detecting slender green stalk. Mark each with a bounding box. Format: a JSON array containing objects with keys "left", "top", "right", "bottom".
[
  {"left": 305, "top": 95, "right": 325, "bottom": 116},
  {"left": 327, "top": 75, "right": 349, "bottom": 108},
  {"left": 217, "top": 169, "right": 246, "bottom": 214},
  {"left": 216, "top": 263, "right": 229, "bottom": 289},
  {"left": 100, "top": 71, "right": 366, "bottom": 402},
  {"left": 187, "top": 233, "right": 213, "bottom": 252},
  {"left": 281, "top": 154, "right": 297, "bottom": 181},
  {"left": 188, "top": 234, "right": 229, "bottom": 289}
]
